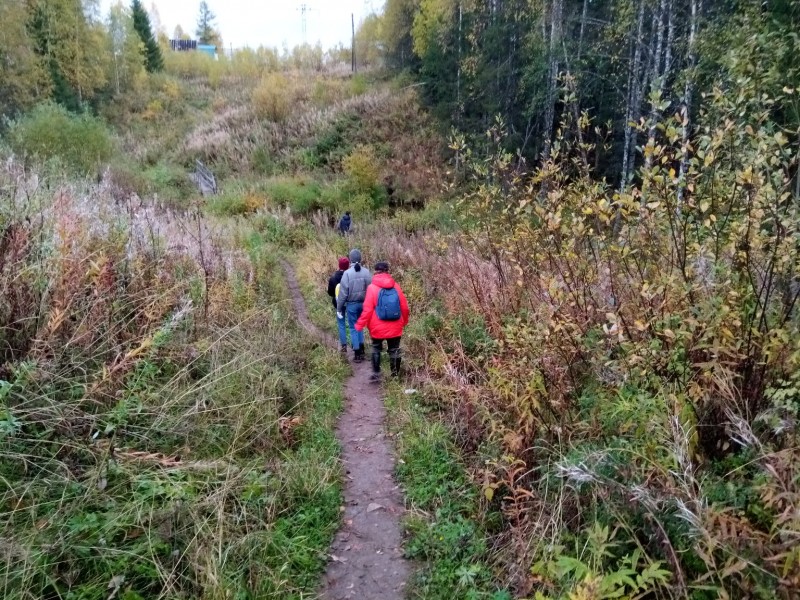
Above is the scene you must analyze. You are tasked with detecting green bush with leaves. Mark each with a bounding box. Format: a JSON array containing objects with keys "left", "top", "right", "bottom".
[
  {"left": 252, "top": 73, "right": 292, "bottom": 122},
  {"left": 143, "top": 162, "right": 193, "bottom": 200},
  {"left": 303, "top": 113, "right": 361, "bottom": 169},
  {"left": 263, "top": 177, "right": 323, "bottom": 215},
  {"left": 8, "top": 102, "right": 115, "bottom": 173},
  {"left": 343, "top": 145, "right": 380, "bottom": 193}
]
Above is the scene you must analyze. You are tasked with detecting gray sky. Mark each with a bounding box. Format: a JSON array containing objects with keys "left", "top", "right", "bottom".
[{"left": 100, "top": 0, "right": 382, "bottom": 50}]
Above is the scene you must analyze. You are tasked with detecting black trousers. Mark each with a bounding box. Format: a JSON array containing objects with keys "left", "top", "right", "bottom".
[{"left": 371, "top": 336, "right": 401, "bottom": 358}]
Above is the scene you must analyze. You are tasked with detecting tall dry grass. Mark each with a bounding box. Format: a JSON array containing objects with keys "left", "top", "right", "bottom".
[{"left": 0, "top": 158, "right": 344, "bottom": 598}]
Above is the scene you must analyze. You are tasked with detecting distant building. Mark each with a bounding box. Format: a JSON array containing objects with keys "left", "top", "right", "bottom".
[
  {"left": 169, "top": 39, "right": 197, "bottom": 51},
  {"left": 169, "top": 39, "right": 217, "bottom": 59},
  {"left": 197, "top": 44, "right": 217, "bottom": 58}
]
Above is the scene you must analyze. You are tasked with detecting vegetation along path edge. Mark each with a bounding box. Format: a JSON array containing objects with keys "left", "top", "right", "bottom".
[{"left": 281, "top": 260, "right": 412, "bottom": 599}]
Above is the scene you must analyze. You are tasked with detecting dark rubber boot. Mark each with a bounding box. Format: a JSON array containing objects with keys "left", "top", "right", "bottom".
[
  {"left": 354, "top": 348, "right": 364, "bottom": 362},
  {"left": 370, "top": 352, "right": 382, "bottom": 382},
  {"left": 390, "top": 357, "right": 401, "bottom": 377}
]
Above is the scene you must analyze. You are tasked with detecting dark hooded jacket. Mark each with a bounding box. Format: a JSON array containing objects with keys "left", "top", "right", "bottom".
[
  {"left": 338, "top": 213, "right": 351, "bottom": 233},
  {"left": 327, "top": 270, "right": 344, "bottom": 309}
]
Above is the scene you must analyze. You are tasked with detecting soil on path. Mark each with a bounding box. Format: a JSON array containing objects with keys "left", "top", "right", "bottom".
[{"left": 281, "top": 261, "right": 412, "bottom": 600}]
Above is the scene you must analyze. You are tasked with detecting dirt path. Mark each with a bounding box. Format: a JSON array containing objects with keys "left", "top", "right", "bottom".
[{"left": 281, "top": 261, "right": 412, "bottom": 599}]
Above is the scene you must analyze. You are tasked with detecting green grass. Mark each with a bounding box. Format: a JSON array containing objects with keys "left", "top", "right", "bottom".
[
  {"left": 263, "top": 177, "right": 324, "bottom": 215},
  {"left": 384, "top": 383, "right": 509, "bottom": 600}
]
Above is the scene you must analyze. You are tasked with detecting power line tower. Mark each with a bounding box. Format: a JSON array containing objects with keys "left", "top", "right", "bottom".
[{"left": 297, "top": 3, "right": 315, "bottom": 43}]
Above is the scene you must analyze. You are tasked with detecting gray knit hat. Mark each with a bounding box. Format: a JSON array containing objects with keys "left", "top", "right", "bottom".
[{"left": 348, "top": 249, "right": 362, "bottom": 264}]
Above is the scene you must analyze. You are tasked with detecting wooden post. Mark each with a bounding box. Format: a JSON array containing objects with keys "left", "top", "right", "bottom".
[{"left": 351, "top": 13, "right": 356, "bottom": 73}]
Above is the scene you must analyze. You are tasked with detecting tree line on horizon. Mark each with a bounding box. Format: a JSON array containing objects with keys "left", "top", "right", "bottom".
[
  {"left": 0, "top": 0, "right": 224, "bottom": 118},
  {"left": 362, "top": 0, "right": 800, "bottom": 186}
]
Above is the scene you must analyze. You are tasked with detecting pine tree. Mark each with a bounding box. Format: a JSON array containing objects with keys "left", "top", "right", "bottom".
[
  {"left": 195, "top": 1, "right": 220, "bottom": 46},
  {"left": 131, "top": 0, "right": 163, "bottom": 72}
]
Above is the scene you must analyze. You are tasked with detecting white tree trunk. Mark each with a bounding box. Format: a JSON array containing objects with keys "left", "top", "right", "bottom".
[
  {"left": 677, "top": 0, "right": 701, "bottom": 207},
  {"left": 542, "top": 0, "right": 562, "bottom": 160},
  {"left": 619, "top": 0, "right": 646, "bottom": 192}
]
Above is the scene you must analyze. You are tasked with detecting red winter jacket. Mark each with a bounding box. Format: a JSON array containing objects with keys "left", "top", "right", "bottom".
[{"left": 355, "top": 273, "right": 410, "bottom": 339}]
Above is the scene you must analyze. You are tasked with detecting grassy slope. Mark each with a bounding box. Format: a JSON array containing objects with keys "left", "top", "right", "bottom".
[{"left": 1, "top": 75, "right": 353, "bottom": 599}]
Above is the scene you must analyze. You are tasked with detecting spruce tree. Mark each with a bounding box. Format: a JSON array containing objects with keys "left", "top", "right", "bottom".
[{"left": 131, "top": 0, "right": 163, "bottom": 72}]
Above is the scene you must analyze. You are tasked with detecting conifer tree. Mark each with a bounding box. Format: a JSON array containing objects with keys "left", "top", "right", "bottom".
[
  {"left": 27, "top": 0, "right": 108, "bottom": 110},
  {"left": 195, "top": 1, "right": 221, "bottom": 46},
  {"left": 131, "top": 0, "right": 163, "bottom": 72}
]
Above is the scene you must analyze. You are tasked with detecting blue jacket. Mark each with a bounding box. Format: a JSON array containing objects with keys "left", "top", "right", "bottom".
[{"left": 338, "top": 214, "right": 351, "bottom": 233}]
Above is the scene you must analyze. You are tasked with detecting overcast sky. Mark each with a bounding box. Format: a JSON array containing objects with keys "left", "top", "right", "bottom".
[{"left": 100, "top": 0, "right": 382, "bottom": 50}]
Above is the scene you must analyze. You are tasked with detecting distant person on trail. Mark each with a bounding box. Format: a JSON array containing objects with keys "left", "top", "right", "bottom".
[
  {"left": 327, "top": 256, "right": 350, "bottom": 353},
  {"left": 336, "top": 249, "right": 372, "bottom": 362},
  {"left": 338, "top": 211, "right": 352, "bottom": 235},
  {"left": 355, "top": 261, "right": 409, "bottom": 382}
]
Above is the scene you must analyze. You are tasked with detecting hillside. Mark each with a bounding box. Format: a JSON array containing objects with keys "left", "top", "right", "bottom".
[{"left": 2, "top": 1, "right": 800, "bottom": 599}]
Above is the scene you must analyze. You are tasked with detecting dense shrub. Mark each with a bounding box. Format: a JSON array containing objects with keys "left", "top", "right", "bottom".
[
  {"left": 350, "top": 74, "right": 368, "bottom": 95},
  {"left": 207, "top": 189, "right": 264, "bottom": 216},
  {"left": 252, "top": 73, "right": 292, "bottom": 122},
  {"left": 303, "top": 112, "right": 361, "bottom": 169},
  {"left": 143, "top": 162, "right": 194, "bottom": 201},
  {"left": 263, "top": 177, "right": 323, "bottom": 215},
  {"left": 164, "top": 50, "right": 225, "bottom": 81},
  {"left": 342, "top": 145, "right": 380, "bottom": 194},
  {"left": 8, "top": 102, "right": 114, "bottom": 172}
]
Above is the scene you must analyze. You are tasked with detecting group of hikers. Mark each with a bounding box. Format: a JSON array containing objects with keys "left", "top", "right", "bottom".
[{"left": 327, "top": 249, "right": 410, "bottom": 383}]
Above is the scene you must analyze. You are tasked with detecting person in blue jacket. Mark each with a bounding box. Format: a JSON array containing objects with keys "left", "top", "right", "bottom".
[{"left": 338, "top": 211, "right": 351, "bottom": 235}]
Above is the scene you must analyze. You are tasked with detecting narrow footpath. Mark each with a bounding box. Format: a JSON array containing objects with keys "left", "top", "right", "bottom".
[{"left": 281, "top": 261, "right": 412, "bottom": 599}]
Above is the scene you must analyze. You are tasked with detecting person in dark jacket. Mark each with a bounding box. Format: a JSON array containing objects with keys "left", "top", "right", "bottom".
[
  {"left": 339, "top": 210, "right": 353, "bottom": 235},
  {"left": 338, "top": 211, "right": 352, "bottom": 235},
  {"left": 327, "top": 257, "right": 350, "bottom": 352},
  {"left": 356, "top": 261, "right": 410, "bottom": 381},
  {"left": 336, "top": 249, "right": 372, "bottom": 362}
]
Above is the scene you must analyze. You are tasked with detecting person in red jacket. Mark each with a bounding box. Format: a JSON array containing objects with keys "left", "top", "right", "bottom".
[{"left": 355, "top": 261, "right": 410, "bottom": 382}]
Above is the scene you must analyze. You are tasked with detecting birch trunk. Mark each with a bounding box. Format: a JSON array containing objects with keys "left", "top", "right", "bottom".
[
  {"left": 542, "top": 0, "right": 562, "bottom": 160},
  {"left": 619, "top": 0, "right": 646, "bottom": 192},
  {"left": 677, "top": 0, "right": 701, "bottom": 207},
  {"left": 644, "top": 0, "right": 669, "bottom": 173}
]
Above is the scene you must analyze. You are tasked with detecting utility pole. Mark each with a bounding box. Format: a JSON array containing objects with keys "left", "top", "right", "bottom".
[{"left": 351, "top": 13, "right": 356, "bottom": 72}]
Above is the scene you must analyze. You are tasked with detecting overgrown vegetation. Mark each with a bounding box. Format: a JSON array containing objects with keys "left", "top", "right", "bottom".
[
  {"left": 9, "top": 103, "right": 114, "bottom": 173},
  {"left": 291, "top": 70, "right": 800, "bottom": 600},
  {"left": 3, "top": 0, "right": 800, "bottom": 597},
  {"left": 0, "top": 158, "right": 346, "bottom": 598}
]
